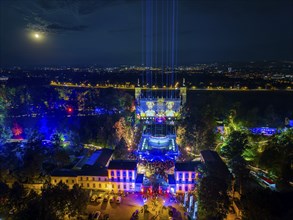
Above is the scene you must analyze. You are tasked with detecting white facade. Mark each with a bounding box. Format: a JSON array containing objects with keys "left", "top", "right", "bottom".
[{"left": 175, "top": 171, "right": 198, "bottom": 193}]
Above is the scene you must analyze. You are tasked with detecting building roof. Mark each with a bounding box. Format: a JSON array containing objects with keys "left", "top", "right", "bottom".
[
  {"left": 82, "top": 148, "right": 114, "bottom": 169},
  {"left": 95, "top": 148, "right": 114, "bottom": 167},
  {"left": 73, "top": 156, "right": 88, "bottom": 170},
  {"left": 108, "top": 160, "right": 137, "bottom": 170},
  {"left": 168, "top": 174, "right": 176, "bottom": 184},
  {"left": 135, "top": 174, "right": 144, "bottom": 184},
  {"left": 200, "top": 150, "right": 231, "bottom": 180},
  {"left": 85, "top": 151, "right": 102, "bottom": 166},
  {"left": 175, "top": 161, "right": 202, "bottom": 171},
  {"left": 78, "top": 168, "right": 108, "bottom": 177},
  {"left": 51, "top": 169, "right": 77, "bottom": 177},
  {"left": 200, "top": 150, "right": 221, "bottom": 163}
]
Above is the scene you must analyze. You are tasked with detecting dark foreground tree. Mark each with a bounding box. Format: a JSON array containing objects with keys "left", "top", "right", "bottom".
[
  {"left": 0, "top": 181, "right": 10, "bottom": 214},
  {"left": 198, "top": 176, "right": 230, "bottom": 220},
  {"left": 241, "top": 189, "right": 293, "bottom": 220},
  {"left": 41, "top": 182, "right": 89, "bottom": 219},
  {"left": 113, "top": 137, "right": 128, "bottom": 159}
]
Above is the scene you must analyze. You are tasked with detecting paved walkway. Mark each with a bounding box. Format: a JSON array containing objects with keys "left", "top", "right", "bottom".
[{"left": 86, "top": 192, "right": 188, "bottom": 220}]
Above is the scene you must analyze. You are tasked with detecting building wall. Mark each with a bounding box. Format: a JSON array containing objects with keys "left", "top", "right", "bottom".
[
  {"left": 51, "top": 176, "right": 78, "bottom": 189},
  {"left": 175, "top": 171, "right": 198, "bottom": 193},
  {"left": 175, "top": 184, "right": 195, "bottom": 193},
  {"left": 108, "top": 169, "right": 136, "bottom": 182},
  {"left": 78, "top": 176, "right": 109, "bottom": 190},
  {"left": 108, "top": 169, "right": 136, "bottom": 192},
  {"left": 51, "top": 169, "right": 199, "bottom": 193},
  {"left": 109, "top": 182, "right": 136, "bottom": 192},
  {"left": 51, "top": 170, "right": 137, "bottom": 192},
  {"left": 51, "top": 176, "right": 110, "bottom": 191}
]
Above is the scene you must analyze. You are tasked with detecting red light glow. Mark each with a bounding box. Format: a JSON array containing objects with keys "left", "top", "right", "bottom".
[{"left": 67, "top": 107, "right": 73, "bottom": 113}]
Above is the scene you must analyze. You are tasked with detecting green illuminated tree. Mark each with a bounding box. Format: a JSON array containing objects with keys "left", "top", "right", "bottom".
[
  {"left": 0, "top": 126, "right": 12, "bottom": 145},
  {"left": 0, "top": 89, "right": 12, "bottom": 145},
  {"left": 259, "top": 129, "right": 293, "bottom": 190},
  {"left": 221, "top": 130, "right": 249, "bottom": 161},
  {"left": 50, "top": 131, "right": 65, "bottom": 148}
]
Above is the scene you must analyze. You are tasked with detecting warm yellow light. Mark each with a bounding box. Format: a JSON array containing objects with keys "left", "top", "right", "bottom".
[{"left": 34, "top": 33, "right": 40, "bottom": 38}]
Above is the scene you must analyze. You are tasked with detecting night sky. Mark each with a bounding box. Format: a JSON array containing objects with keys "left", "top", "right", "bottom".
[{"left": 0, "top": 0, "right": 292, "bottom": 67}]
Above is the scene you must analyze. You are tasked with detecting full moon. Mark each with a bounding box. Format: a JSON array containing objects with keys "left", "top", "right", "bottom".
[{"left": 34, "top": 33, "right": 40, "bottom": 38}]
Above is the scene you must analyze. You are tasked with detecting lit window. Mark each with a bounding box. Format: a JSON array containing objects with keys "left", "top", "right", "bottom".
[
  {"left": 93, "top": 183, "right": 95, "bottom": 188},
  {"left": 99, "top": 184, "right": 101, "bottom": 188}
]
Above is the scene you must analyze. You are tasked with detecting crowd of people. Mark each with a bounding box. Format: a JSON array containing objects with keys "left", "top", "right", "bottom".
[{"left": 139, "top": 159, "right": 175, "bottom": 182}]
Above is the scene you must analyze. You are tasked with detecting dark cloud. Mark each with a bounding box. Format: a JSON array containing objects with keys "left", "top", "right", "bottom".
[
  {"left": 0, "top": 0, "right": 292, "bottom": 66},
  {"left": 108, "top": 27, "right": 139, "bottom": 33},
  {"left": 35, "top": 0, "right": 121, "bottom": 15},
  {"left": 46, "top": 24, "right": 87, "bottom": 32}
]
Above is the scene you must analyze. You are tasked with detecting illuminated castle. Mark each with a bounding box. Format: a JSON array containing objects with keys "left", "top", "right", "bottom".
[{"left": 135, "top": 85, "right": 186, "bottom": 160}]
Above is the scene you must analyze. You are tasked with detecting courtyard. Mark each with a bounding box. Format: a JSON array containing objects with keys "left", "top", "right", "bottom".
[{"left": 86, "top": 192, "right": 189, "bottom": 220}]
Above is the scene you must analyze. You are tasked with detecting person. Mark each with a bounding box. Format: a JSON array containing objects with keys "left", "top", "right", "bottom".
[
  {"left": 165, "top": 101, "right": 175, "bottom": 117},
  {"left": 145, "top": 101, "right": 156, "bottom": 116}
]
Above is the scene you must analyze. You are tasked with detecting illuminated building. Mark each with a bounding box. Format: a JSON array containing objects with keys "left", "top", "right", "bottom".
[
  {"left": 50, "top": 149, "right": 204, "bottom": 194},
  {"left": 135, "top": 88, "right": 186, "bottom": 160},
  {"left": 173, "top": 162, "right": 202, "bottom": 193},
  {"left": 107, "top": 160, "right": 137, "bottom": 192}
]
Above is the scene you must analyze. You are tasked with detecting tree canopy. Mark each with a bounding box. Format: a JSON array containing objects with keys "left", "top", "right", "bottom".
[{"left": 198, "top": 176, "right": 230, "bottom": 220}]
